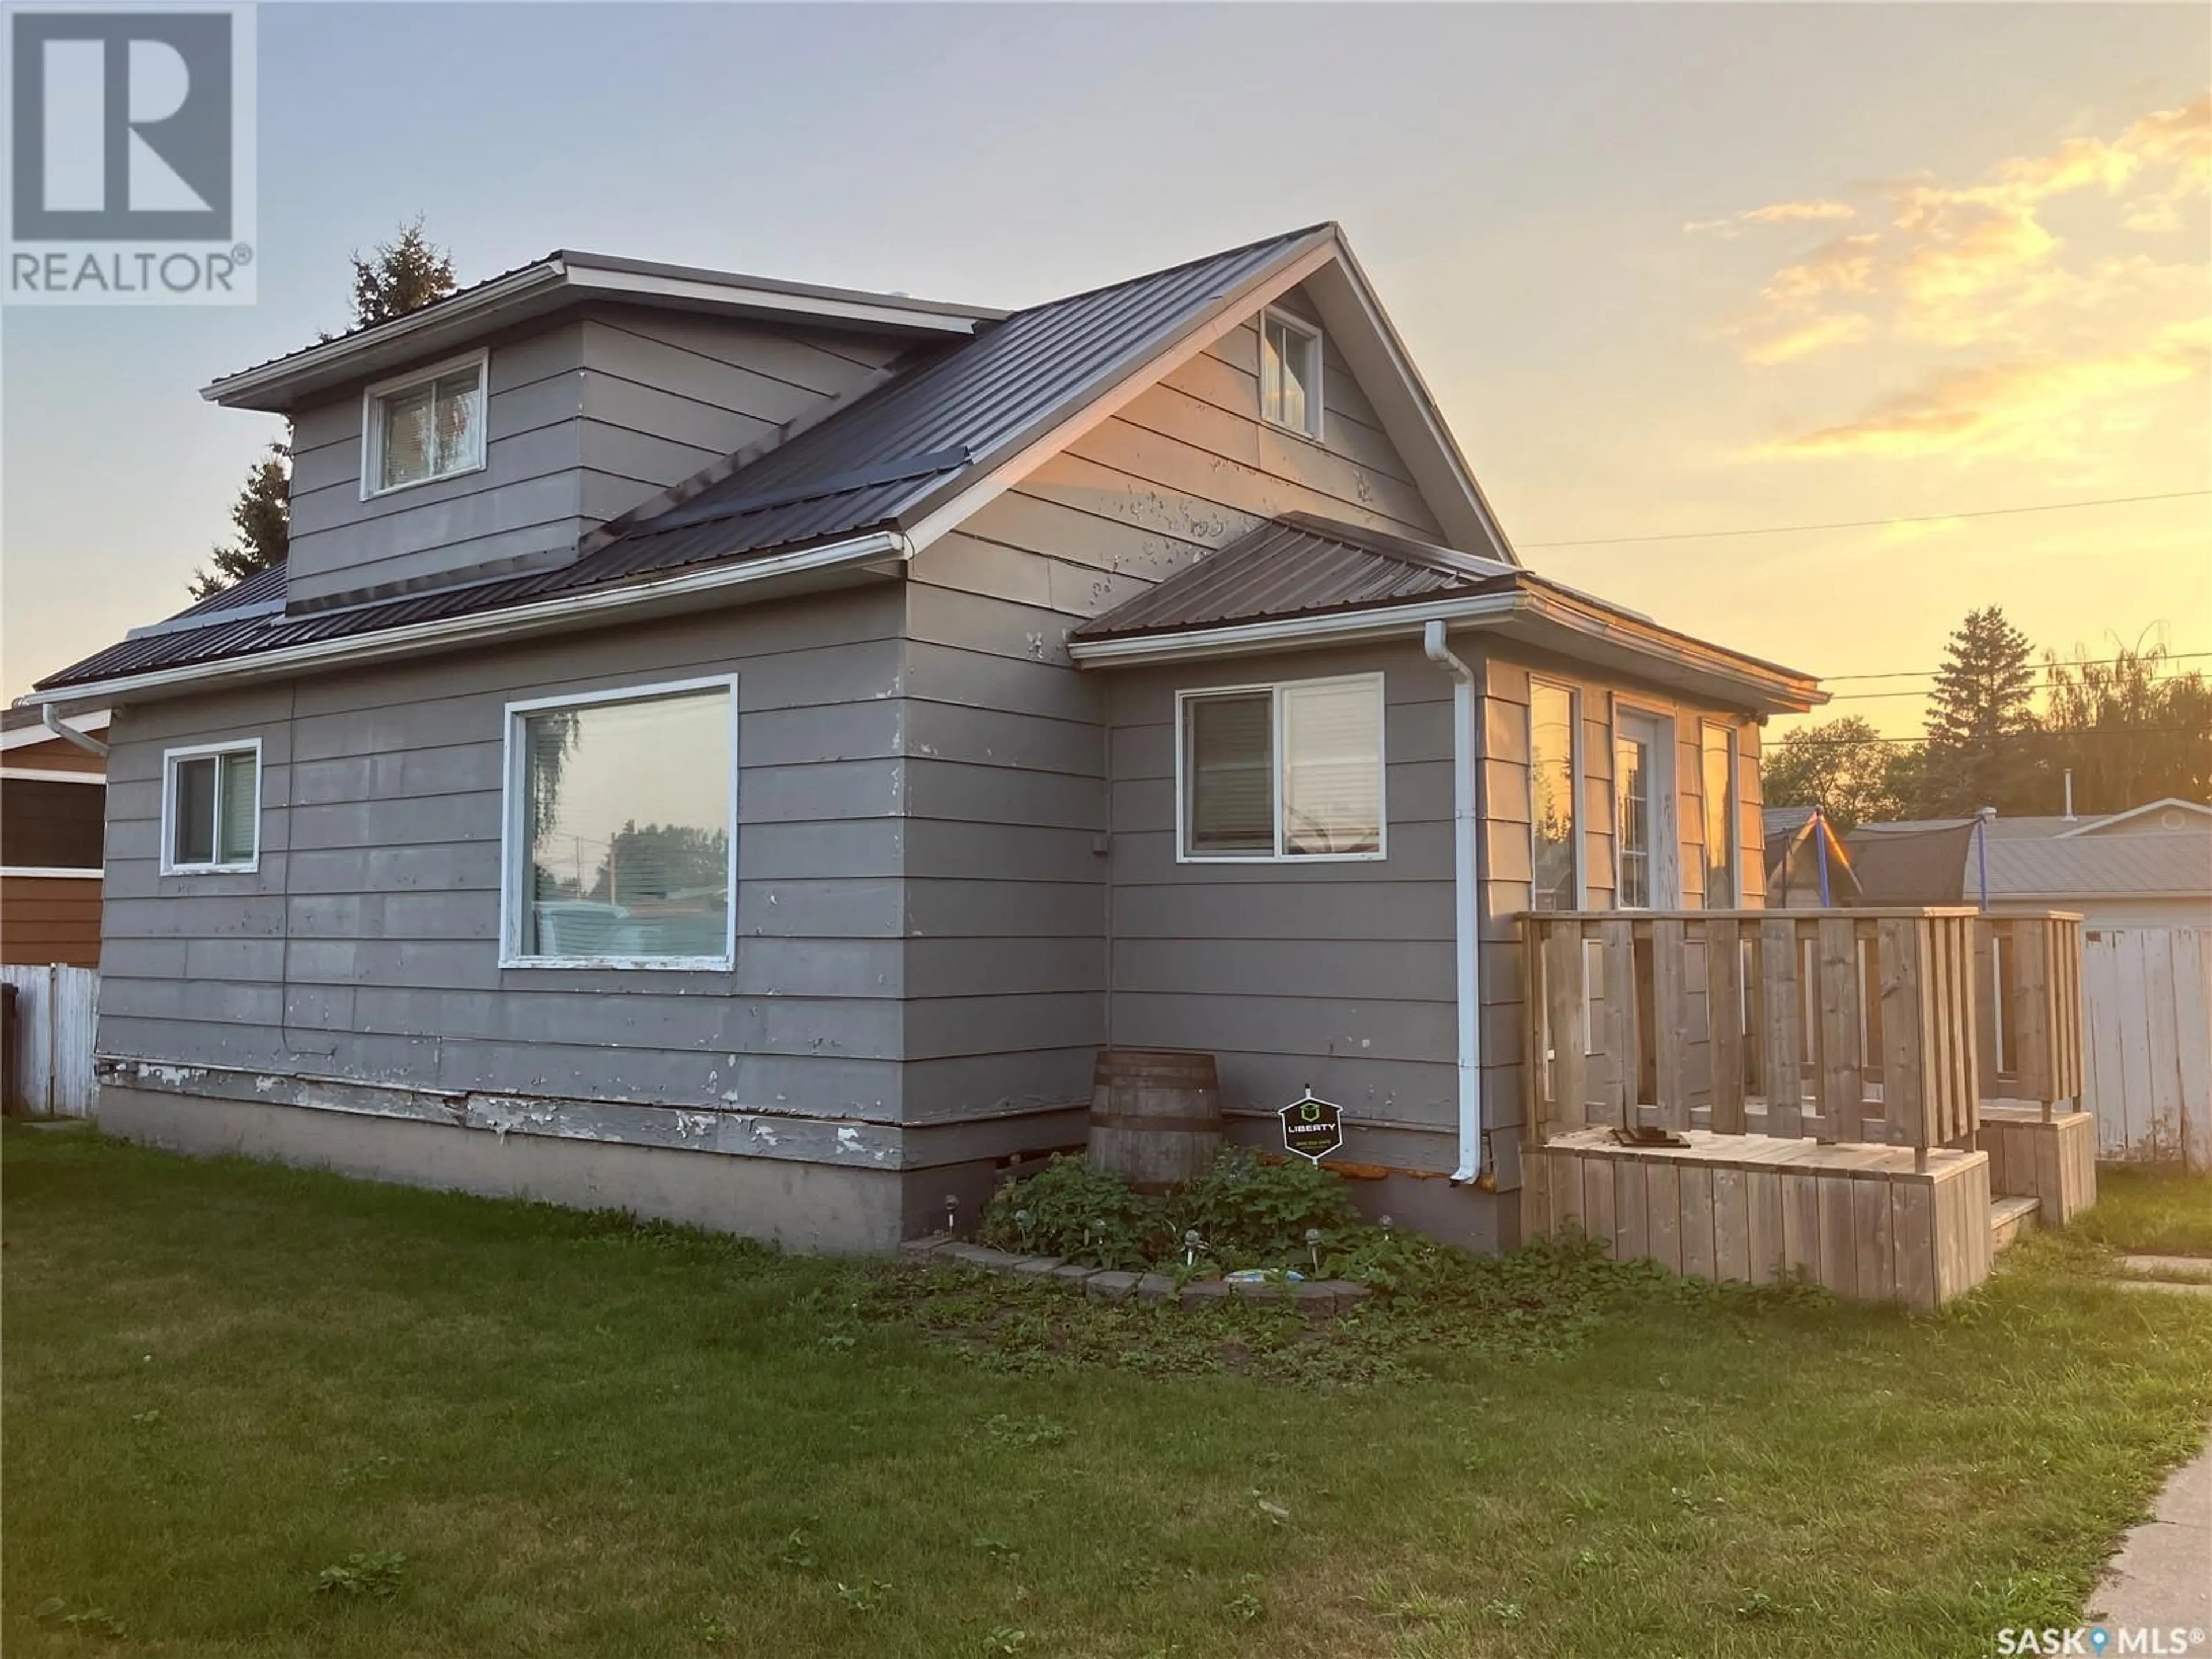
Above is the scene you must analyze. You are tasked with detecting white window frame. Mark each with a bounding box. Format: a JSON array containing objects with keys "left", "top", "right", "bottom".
[
  {"left": 360, "top": 348, "right": 490, "bottom": 500},
  {"left": 498, "top": 674, "right": 741, "bottom": 971},
  {"left": 1174, "top": 672, "right": 1387, "bottom": 864},
  {"left": 1259, "top": 307, "right": 1325, "bottom": 440},
  {"left": 1609, "top": 700, "right": 1678, "bottom": 910},
  {"left": 160, "top": 738, "right": 262, "bottom": 876},
  {"left": 1526, "top": 678, "right": 1584, "bottom": 911},
  {"left": 1700, "top": 720, "right": 1740, "bottom": 909}
]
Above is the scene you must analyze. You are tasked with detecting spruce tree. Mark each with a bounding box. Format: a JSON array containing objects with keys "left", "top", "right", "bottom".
[
  {"left": 1915, "top": 606, "right": 2037, "bottom": 816},
  {"left": 348, "top": 217, "right": 457, "bottom": 329}
]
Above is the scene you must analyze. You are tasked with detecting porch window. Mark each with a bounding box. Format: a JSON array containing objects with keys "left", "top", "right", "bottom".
[
  {"left": 502, "top": 677, "right": 738, "bottom": 968},
  {"left": 162, "top": 741, "right": 260, "bottom": 874},
  {"left": 1259, "top": 309, "right": 1323, "bottom": 438},
  {"left": 363, "top": 350, "right": 487, "bottom": 496},
  {"left": 1528, "top": 682, "right": 1580, "bottom": 910},
  {"left": 1613, "top": 708, "right": 1674, "bottom": 908},
  {"left": 1701, "top": 722, "right": 1738, "bottom": 907},
  {"left": 1180, "top": 674, "right": 1383, "bottom": 861}
]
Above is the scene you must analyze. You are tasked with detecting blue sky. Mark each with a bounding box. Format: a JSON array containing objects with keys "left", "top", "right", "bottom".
[{"left": 5, "top": 3, "right": 2207, "bottom": 722}]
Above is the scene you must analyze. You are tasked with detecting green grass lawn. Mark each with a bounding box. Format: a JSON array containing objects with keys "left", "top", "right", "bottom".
[
  {"left": 6, "top": 1124, "right": 2212, "bottom": 1659},
  {"left": 2071, "top": 1162, "right": 2212, "bottom": 1257}
]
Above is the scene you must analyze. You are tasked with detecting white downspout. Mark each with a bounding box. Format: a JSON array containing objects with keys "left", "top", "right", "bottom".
[
  {"left": 42, "top": 705, "right": 109, "bottom": 759},
  {"left": 1422, "top": 620, "right": 1483, "bottom": 1185}
]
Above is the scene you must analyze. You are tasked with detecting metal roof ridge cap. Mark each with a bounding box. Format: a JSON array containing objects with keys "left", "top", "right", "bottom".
[{"left": 124, "top": 596, "right": 289, "bottom": 640}]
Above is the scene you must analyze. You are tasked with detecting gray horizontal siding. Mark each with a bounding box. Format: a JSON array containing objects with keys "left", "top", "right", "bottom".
[{"left": 99, "top": 589, "right": 916, "bottom": 1119}]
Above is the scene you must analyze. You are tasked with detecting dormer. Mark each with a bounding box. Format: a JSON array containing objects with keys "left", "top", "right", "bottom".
[{"left": 202, "top": 252, "right": 999, "bottom": 612}]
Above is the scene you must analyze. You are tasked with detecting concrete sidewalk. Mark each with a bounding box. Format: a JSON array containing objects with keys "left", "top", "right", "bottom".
[{"left": 2089, "top": 1426, "right": 2212, "bottom": 1650}]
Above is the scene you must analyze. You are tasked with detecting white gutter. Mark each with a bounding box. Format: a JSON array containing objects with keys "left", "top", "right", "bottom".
[
  {"left": 43, "top": 705, "right": 110, "bottom": 758},
  {"left": 1422, "top": 619, "right": 1483, "bottom": 1186},
  {"left": 1070, "top": 592, "right": 1526, "bottom": 667},
  {"left": 17, "top": 532, "right": 910, "bottom": 712}
]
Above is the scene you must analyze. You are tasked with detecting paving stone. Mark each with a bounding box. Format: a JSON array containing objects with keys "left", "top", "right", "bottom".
[
  {"left": 1048, "top": 1262, "right": 1099, "bottom": 1285},
  {"left": 1228, "top": 1278, "right": 1291, "bottom": 1302},
  {"left": 1007, "top": 1255, "right": 1068, "bottom": 1278},
  {"left": 1133, "top": 1273, "right": 1179, "bottom": 1304},
  {"left": 2123, "top": 1255, "right": 2212, "bottom": 1282},
  {"left": 1179, "top": 1278, "right": 1233, "bottom": 1306},
  {"left": 2117, "top": 1278, "right": 2212, "bottom": 1298},
  {"left": 937, "top": 1242, "right": 1020, "bottom": 1271},
  {"left": 1084, "top": 1271, "right": 1142, "bottom": 1302},
  {"left": 899, "top": 1235, "right": 955, "bottom": 1259}
]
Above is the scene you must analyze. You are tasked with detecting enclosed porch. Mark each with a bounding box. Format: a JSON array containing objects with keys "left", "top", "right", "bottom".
[{"left": 1517, "top": 907, "right": 2092, "bottom": 1308}]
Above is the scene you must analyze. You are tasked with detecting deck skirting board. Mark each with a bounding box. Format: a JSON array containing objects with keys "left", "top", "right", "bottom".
[
  {"left": 1978, "top": 1107, "right": 2098, "bottom": 1226},
  {"left": 1523, "top": 1129, "right": 1994, "bottom": 1310}
]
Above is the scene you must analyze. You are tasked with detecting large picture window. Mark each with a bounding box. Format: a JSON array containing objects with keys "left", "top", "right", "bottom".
[
  {"left": 1179, "top": 675, "right": 1384, "bottom": 861},
  {"left": 1701, "top": 722, "right": 1738, "bottom": 908},
  {"left": 161, "top": 741, "right": 260, "bottom": 874},
  {"left": 1528, "top": 682, "right": 1580, "bottom": 911},
  {"left": 502, "top": 677, "right": 738, "bottom": 968}
]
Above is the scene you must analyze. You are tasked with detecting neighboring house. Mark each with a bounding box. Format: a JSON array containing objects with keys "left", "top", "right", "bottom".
[
  {"left": 1848, "top": 800, "right": 2212, "bottom": 928},
  {"left": 1, "top": 708, "right": 109, "bottom": 967},
  {"left": 17, "top": 224, "right": 1823, "bottom": 1253},
  {"left": 1761, "top": 805, "right": 1859, "bottom": 909}
]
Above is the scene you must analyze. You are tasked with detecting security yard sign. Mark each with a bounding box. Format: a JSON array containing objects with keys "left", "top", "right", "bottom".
[
  {"left": 1279, "top": 1091, "right": 1343, "bottom": 1163},
  {"left": 6, "top": 4, "right": 257, "bottom": 304}
]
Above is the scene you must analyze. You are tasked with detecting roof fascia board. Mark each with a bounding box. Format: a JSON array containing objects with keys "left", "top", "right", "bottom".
[
  {"left": 2054, "top": 797, "right": 2212, "bottom": 838},
  {"left": 1298, "top": 249, "right": 1520, "bottom": 565},
  {"left": 0, "top": 710, "right": 111, "bottom": 749},
  {"left": 19, "top": 535, "right": 907, "bottom": 713},
  {"left": 1069, "top": 586, "right": 1820, "bottom": 712},
  {"left": 897, "top": 232, "right": 1343, "bottom": 554},
  {"left": 202, "top": 260, "right": 567, "bottom": 407},
  {"left": 1514, "top": 585, "right": 1824, "bottom": 709},
  {"left": 561, "top": 264, "right": 983, "bottom": 335}
]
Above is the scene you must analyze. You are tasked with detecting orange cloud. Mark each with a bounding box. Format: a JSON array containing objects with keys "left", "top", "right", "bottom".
[
  {"left": 1685, "top": 199, "right": 1857, "bottom": 237},
  {"left": 1742, "top": 312, "right": 1874, "bottom": 366},
  {"left": 1762, "top": 320, "right": 2210, "bottom": 460}
]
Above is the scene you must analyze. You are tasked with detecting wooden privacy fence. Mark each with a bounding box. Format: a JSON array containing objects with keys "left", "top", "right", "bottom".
[
  {"left": 2080, "top": 927, "right": 2211, "bottom": 1171},
  {"left": 1521, "top": 908, "right": 2082, "bottom": 1156},
  {"left": 2, "top": 964, "right": 99, "bottom": 1117}
]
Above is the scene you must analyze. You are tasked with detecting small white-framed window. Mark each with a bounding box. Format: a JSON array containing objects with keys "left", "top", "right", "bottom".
[
  {"left": 1612, "top": 706, "right": 1677, "bottom": 909},
  {"left": 362, "top": 349, "right": 488, "bottom": 497},
  {"left": 1528, "top": 681, "right": 1581, "bottom": 911},
  {"left": 1178, "top": 673, "right": 1384, "bottom": 862},
  {"left": 162, "top": 741, "right": 260, "bottom": 874},
  {"left": 1259, "top": 308, "right": 1323, "bottom": 438},
  {"left": 501, "top": 676, "right": 739, "bottom": 969},
  {"left": 1700, "top": 721, "right": 1739, "bottom": 908}
]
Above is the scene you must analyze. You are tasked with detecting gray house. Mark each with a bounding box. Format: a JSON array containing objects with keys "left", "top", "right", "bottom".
[{"left": 23, "top": 224, "right": 1822, "bottom": 1252}]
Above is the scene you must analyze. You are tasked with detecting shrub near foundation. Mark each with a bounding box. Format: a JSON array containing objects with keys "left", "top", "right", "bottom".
[{"left": 980, "top": 1150, "right": 1367, "bottom": 1277}]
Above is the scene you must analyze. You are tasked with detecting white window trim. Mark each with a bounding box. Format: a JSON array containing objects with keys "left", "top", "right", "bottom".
[
  {"left": 1174, "top": 672, "right": 1387, "bottom": 864},
  {"left": 1700, "top": 719, "right": 1740, "bottom": 908},
  {"left": 1609, "top": 698, "right": 1678, "bottom": 910},
  {"left": 498, "top": 673, "right": 741, "bottom": 971},
  {"left": 1527, "top": 677, "right": 1584, "bottom": 910},
  {"left": 1259, "top": 306, "right": 1325, "bottom": 440},
  {"left": 160, "top": 738, "right": 262, "bottom": 876},
  {"left": 360, "top": 348, "right": 490, "bottom": 501}
]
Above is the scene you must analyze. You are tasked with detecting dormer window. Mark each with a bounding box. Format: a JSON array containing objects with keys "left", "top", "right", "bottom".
[
  {"left": 1259, "top": 309, "right": 1322, "bottom": 438},
  {"left": 362, "top": 350, "right": 487, "bottom": 497}
]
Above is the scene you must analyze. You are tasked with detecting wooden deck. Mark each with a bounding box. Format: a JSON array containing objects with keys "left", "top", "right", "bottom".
[{"left": 1525, "top": 1128, "right": 1994, "bottom": 1311}]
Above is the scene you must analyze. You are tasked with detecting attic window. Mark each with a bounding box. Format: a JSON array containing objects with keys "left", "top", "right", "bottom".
[
  {"left": 1260, "top": 309, "right": 1323, "bottom": 438},
  {"left": 363, "top": 350, "right": 487, "bottom": 497}
]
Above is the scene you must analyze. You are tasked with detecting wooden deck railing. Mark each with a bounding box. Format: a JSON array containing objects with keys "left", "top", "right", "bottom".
[
  {"left": 1975, "top": 913, "right": 2085, "bottom": 1119},
  {"left": 1522, "top": 908, "right": 1998, "bottom": 1153}
]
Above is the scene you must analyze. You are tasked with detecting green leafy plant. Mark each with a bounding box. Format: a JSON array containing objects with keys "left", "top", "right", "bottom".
[
  {"left": 1170, "top": 1149, "right": 1360, "bottom": 1263},
  {"left": 314, "top": 1551, "right": 406, "bottom": 1597},
  {"left": 980, "top": 1155, "right": 1165, "bottom": 1268},
  {"left": 32, "top": 1597, "right": 130, "bottom": 1638},
  {"left": 835, "top": 1579, "right": 891, "bottom": 1612}
]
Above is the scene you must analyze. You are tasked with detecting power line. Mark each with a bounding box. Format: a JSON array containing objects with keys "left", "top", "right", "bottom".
[
  {"left": 1776, "top": 726, "right": 2202, "bottom": 747},
  {"left": 1828, "top": 649, "right": 2212, "bottom": 683},
  {"left": 1519, "top": 488, "right": 2210, "bottom": 551}
]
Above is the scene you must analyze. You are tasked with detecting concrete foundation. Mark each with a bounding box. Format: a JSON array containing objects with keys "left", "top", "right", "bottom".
[{"left": 99, "top": 1085, "right": 922, "bottom": 1253}]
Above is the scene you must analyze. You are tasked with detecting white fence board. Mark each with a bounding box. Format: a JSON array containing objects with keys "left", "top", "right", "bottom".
[
  {"left": 2081, "top": 928, "right": 2211, "bottom": 1172},
  {"left": 2, "top": 964, "right": 99, "bottom": 1118}
]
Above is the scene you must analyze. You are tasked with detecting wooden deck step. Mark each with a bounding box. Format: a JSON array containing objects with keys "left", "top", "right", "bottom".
[{"left": 1990, "top": 1196, "right": 2040, "bottom": 1256}]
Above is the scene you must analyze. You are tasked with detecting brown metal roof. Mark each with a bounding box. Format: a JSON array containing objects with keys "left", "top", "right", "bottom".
[
  {"left": 1070, "top": 513, "right": 1515, "bottom": 640},
  {"left": 34, "top": 226, "right": 1332, "bottom": 696}
]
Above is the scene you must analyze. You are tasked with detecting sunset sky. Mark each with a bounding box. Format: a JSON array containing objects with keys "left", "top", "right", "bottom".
[{"left": 3, "top": 4, "right": 2206, "bottom": 736}]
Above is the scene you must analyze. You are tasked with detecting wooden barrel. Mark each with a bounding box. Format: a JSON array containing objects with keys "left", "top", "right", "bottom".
[{"left": 1088, "top": 1048, "right": 1221, "bottom": 1192}]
